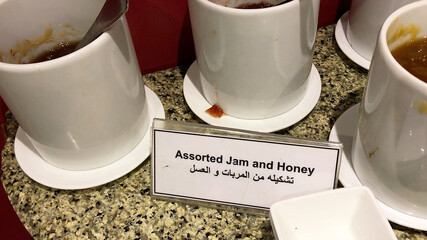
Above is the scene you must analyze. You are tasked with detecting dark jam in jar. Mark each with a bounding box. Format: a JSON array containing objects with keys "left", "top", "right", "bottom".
[
  {"left": 205, "top": 104, "right": 225, "bottom": 118},
  {"left": 31, "top": 41, "right": 79, "bottom": 63},
  {"left": 236, "top": 2, "right": 274, "bottom": 9}
]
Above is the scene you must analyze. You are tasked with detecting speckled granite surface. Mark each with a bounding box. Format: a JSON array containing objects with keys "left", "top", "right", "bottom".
[{"left": 2, "top": 25, "right": 427, "bottom": 239}]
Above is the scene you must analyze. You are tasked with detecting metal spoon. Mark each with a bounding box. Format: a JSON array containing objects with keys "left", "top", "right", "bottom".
[
  {"left": 75, "top": 0, "right": 129, "bottom": 51},
  {"left": 275, "top": 0, "right": 292, "bottom": 6}
]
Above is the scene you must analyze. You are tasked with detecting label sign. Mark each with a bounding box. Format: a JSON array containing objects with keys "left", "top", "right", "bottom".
[{"left": 152, "top": 120, "right": 342, "bottom": 211}]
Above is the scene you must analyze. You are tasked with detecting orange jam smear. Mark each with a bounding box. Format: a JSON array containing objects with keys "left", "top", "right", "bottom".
[
  {"left": 205, "top": 104, "right": 225, "bottom": 118},
  {"left": 391, "top": 37, "right": 427, "bottom": 83}
]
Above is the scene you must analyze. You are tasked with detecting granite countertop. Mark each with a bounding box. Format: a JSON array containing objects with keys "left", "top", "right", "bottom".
[{"left": 2, "top": 25, "right": 427, "bottom": 239}]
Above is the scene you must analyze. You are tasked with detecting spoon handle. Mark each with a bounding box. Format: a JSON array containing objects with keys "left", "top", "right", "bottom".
[{"left": 75, "top": 0, "right": 129, "bottom": 51}]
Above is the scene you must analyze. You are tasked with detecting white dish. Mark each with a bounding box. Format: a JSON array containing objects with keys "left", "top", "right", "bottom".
[
  {"left": 329, "top": 104, "right": 427, "bottom": 231},
  {"left": 14, "top": 86, "right": 165, "bottom": 190},
  {"left": 270, "top": 187, "right": 397, "bottom": 240},
  {"left": 183, "top": 61, "right": 321, "bottom": 133},
  {"left": 335, "top": 12, "right": 371, "bottom": 70}
]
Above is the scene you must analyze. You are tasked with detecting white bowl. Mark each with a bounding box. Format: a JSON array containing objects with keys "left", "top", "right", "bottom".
[{"left": 269, "top": 187, "right": 397, "bottom": 240}]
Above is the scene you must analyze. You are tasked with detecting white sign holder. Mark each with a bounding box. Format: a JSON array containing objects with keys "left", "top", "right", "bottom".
[{"left": 151, "top": 119, "right": 342, "bottom": 214}]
